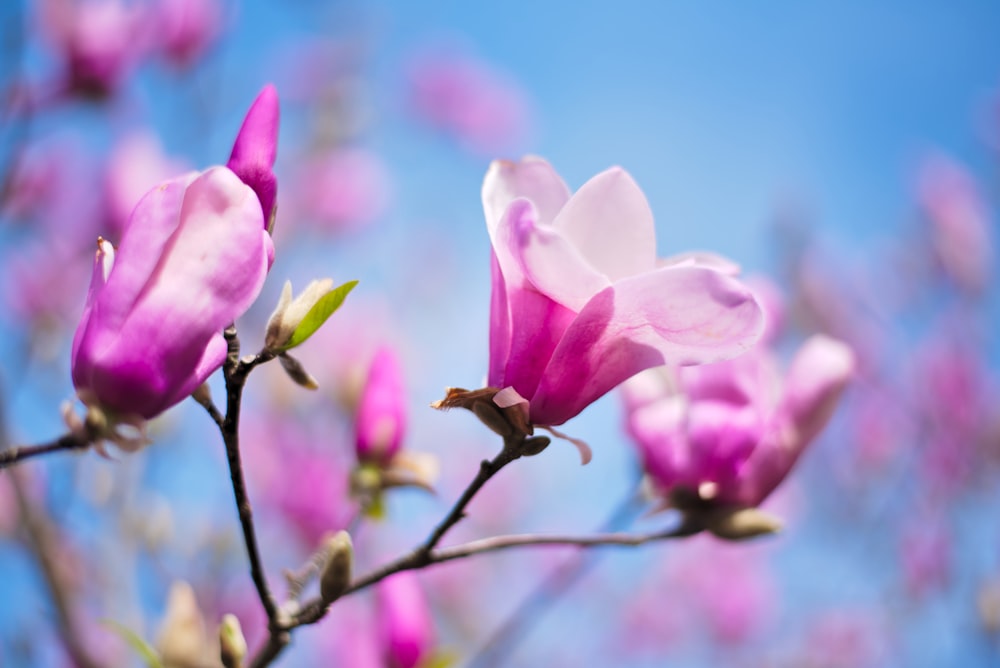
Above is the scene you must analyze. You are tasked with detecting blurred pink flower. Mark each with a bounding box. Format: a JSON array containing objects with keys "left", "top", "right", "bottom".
[
  {"left": 376, "top": 572, "right": 434, "bottom": 668},
  {"left": 104, "top": 130, "right": 190, "bottom": 238},
  {"left": 152, "top": 0, "right": 223, "bottom": 68},
  {"left": 355, "top": 345, "right": 407, "bottom": 466},
  {"left": 917, "top": 155, "right": 993, "bottom": 293},
  {"left": 623, "top": 334, "right": 855, "bottom": 508},
  {"left": 899, "top": 515, "right": 951, "bottom": 598},
  {"left": 242, "top": 414, "right": 354, "bottom": 547},
  {"left": 38, "top": 0, "right": 146, "bottom": 98},
  {"left": 484, "top": 156, "right": 764, "bottom": 428},
  {"left": 291, "top": 148, "right": 390, "bottom": 234},
  {"left": 405, "top": 45, "right": 531, "bottom": 155}
]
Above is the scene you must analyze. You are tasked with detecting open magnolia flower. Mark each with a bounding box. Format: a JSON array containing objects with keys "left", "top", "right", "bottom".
[
  {"left": 622, "top": 334, "right": 855, "bottom": 512},
  {"left": 70, "top": 86, "right": 279, "bottom": 430},
  {"left": 480, "top": 156, "right": 764, "bottom": 432}
]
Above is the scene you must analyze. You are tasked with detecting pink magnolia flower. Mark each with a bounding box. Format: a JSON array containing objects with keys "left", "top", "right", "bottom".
[
  {"left": 38, "top": 0, "right": 145, "bottom": 98},
  {"left": 622, "top": 334, "right": 855, "bottom": 508},
  {"left": 289, "top": 148, "right": 391, "bottom": 235},
  {"left": 355, "top": 345, "right": 407, "bottom": 466},
  {"left": 71, "top": 88, "right": 279, "bottom": 422},
  {"left": 483, "top": 156, "right": 764, "bottom": 429},
  {"left": 376, "top": 572, "right": 434, "bottom": 668}
]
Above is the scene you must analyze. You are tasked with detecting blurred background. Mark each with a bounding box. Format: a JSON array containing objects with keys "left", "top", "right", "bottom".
[{"left": 1, "top": 0, "right": 999, "bottom": 666}]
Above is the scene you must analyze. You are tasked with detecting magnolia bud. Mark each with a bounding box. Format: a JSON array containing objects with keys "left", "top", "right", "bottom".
[
  {"left": 703, "top": 506, "right": 783, "bottom": 541},
  {"left": 320, "top": 531, "right": 354, "bottom": 605},
  {"left": 279, "top": 353, "right": 319, "bottom": 390},
  {"left": 265, "top": 279, "right": 335, "bottom": 351},
  {"left": 156, "top": 581, "right": 214, "bottom": 668},
  {"left": 219, "top": 614, "right": 247, "bottom": 668}
]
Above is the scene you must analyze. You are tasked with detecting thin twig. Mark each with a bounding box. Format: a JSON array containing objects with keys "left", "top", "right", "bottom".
[
  {"left": 467, "top": 487, "right": 645, "bottom": 668},
  {"left": 0, "top": 432, "right": 90, "bottom": 469}
]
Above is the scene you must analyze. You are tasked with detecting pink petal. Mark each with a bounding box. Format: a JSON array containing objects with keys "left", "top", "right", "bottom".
[
  {"left": 74, "top": 167, "right": 268, "bottom": 417},
  {"left": 488, "top": 198, "right": 576, "bottom": 397},
  {"left": 551, "top": 167, "right": 657, "bottom": 281},
  {"left": 509, "top": 197, "right": 610, "bottom": 311},
  {"left": 228, "top": 84, "right": 280, "bottom": 225},
  {"left": 659, "top": 251, "right": 742, "bottom": 276},
  {"left": 529, "top": 266, "right": 763, "bottom": 426},
  {"left": 733, "top": 335, "right": 855, "bottom": 506},
  {"left": 625, "top": 395, "right": 689, "bottom": 490},
  {"left": 482, "top": 155, "right": 570, "bottom": 240}
]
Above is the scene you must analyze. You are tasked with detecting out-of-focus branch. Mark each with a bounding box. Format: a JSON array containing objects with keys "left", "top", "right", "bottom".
[
  {"left": 0, "top": 432, "right": 91, "bottom": 469},
  {"left": 0, "top": 386, "right": 100, "bottom": 668}
]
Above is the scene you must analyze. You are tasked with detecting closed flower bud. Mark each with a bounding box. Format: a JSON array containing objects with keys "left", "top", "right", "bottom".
[
  {"left": 265, "top": 279, "right": 335, "bottom": 351},
  {"left": 219, "top": 614, "right": 247, "bottom": 668},
  {"left": 278, "top": 353, "right": 319, "bottom": 390},
  {"left": 156, "top": 581, "right": 216, "bottom": 668},
  {"left": 320, "top": 530, "right": 354, "bottom": 605},
  {"left": 355, "top": 346, "right": 407, "bottom": 465}
]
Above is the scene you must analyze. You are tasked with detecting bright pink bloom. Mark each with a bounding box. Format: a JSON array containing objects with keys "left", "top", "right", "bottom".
[
  {"left": 227, "top": 85, "right": 280, "bottom": 234},
  {"left": 623, "top": 334, "right": 855, "bottom": 507},
  {"left": 483, "top": 156, "right": 764, "bottom": 427},
  {"left": 71, "top": 89, "right": 279, "bottom": 420},
  {"left": 355, "top": 346, "right": 407, "bottom": 466},
  {"left": 71, "top": 168, "right": 271, "bottom": 419},
  {"left": 376, "top": 572, "right": 434, "bottom": 668}
]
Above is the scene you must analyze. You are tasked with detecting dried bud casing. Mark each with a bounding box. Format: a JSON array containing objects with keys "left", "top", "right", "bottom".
[
  {"left": 219, "top": 614, "right": 247, "bottom": 668},
  {"left": 432, "top": 387, "right": 532, "bottom": 440},
  {"left": 320, "top": 531, "right": 354, "bottom": 605},
  {"left": 704, "top": 506, "right": 783, "bottom": 541},
  {"left": 279, "top": 353, "right": 319, "bottom": 390}
]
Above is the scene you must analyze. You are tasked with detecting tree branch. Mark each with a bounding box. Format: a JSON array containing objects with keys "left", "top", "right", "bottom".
[{"left": 0, "top": 432, "right": 91, "bottom": 469}]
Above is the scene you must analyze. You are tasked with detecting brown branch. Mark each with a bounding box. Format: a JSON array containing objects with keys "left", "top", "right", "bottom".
[
  {"left": 0, "top": 432, "right": 91, "bottom": 469},
  {"left": 216, "top": 326, "right": 281, "bottom": 637}
]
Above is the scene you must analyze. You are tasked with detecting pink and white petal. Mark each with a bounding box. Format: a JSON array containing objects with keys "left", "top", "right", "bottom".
[
  {"left": 489, "top": 198, "right": 578, "bottom": 396},
  {"left": 551, "top": 167, "right": 657, "bottom": 281},
  {"left": 487, "top": 251, "right": 513, "bottom": 388},
  {"left": 510, "top": 199, "right": 610, "bottom": 311},
  {"left": 482, "top": 155, "right": 570, "bottom": 240},
  {"left": 529, "top": 266, "right": 763, "bottom": 426},
  {"left": 96, "top": 171, "right": 200, "bottom": 328},
  {"left": 659, "top": 251, "right": 741, "bottom": 276}
]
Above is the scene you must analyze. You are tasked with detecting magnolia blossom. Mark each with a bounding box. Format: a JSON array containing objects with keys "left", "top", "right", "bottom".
[
  {"left": 71, "top": 88, "right": 279, "bottom": 424},
  {"left": 376, "top": 572, "right": 434, "bottom": 668},
  {"left": 622, "top": 334, "right": 855, "bottom": 508},
  {"left": 483, "top": 156, "right": 764, "bottom": 428}
]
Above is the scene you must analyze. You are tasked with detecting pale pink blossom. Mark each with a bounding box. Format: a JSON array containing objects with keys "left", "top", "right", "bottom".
[
  {"left": 290, "top": 148, "right": 390, "bottom": 234},
  {"left": 484, "top": 156, "right": 764, "bottom": 428},
  {"left": 152, "top": 0, "right": 223, "bottom": 68}
]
